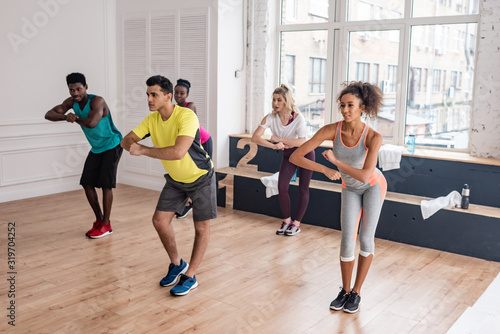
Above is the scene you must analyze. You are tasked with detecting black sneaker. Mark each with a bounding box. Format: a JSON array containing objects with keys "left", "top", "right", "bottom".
[
  {"left": 330, "top": 288, "right": 349, "bottom": 311},
  {"left": 176, "top": 203, "right": 193, "bottom": 219},
  {"left": 343, "top": 291, "right": 361, "bottom": 313}
]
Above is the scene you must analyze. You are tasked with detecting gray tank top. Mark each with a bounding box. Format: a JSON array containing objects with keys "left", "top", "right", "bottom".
[{"left": 332, "top": 121, "right": 372, "bottom": 189}]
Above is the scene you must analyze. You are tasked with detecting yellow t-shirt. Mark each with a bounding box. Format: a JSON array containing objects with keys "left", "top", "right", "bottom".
[{"left": 132, "top": 105, "right": 212, "bottom": 183}]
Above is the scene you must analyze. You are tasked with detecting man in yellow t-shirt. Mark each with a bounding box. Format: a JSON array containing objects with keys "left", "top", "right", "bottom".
[{"left": 121, "top": 75, "right": 216, "bottom": 296}]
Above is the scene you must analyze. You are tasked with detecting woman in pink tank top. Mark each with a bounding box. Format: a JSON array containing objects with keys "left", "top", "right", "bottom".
[
  {"left": 174, "top": 79, "right": 213, "bottom": 158},
  {"left": 174, "top": 78, "right": 214, "bottom": 219}
]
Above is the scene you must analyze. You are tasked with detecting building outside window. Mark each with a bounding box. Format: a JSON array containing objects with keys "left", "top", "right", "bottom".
[
  {"left": 278, "top": 0, "right": 479, "bottom": 149},
  {"left": 356, "top": 62, "right": 370, "bottom": 82},
  {"left": 433, "top": 69, "right": 441, "bottom": 92},
  {"left": 286, "top": 0, "right": 297, "bottom": 21},
  {"left": 371, "top": 63, "right": 379, "bottom": 85},
  {"left": 284, "top": 54, "right": 296, "bottom": 91},
  {"left": 413, "top": 67, "right": 421, "bottom": 92},
  {"left": 387, "top": 65, "right": 398, "bottom": 93},
  {"left": 310, "top": 0, "right": 329, "bottom": 18},
  {"left": 309, "top": 57, "right": 326, "bottom": 94},
  {"left": 422, "top": 68, "right": 428, "bottom": 92}
]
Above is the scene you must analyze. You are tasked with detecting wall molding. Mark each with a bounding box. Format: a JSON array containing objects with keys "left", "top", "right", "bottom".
[
  {"left": 0, "top": 178, "right": 82, "bottom": 203},
  {"left": 0, "top": 144, "right": 89, "bottom": 186},
  {"left": 118, "top": 175, "right": 164, "bottom": 192}
]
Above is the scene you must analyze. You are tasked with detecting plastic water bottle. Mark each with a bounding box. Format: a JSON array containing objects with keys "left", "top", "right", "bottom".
[
  {"left": 461, "top": 184, "right": 470, "bottom": 209},
  {"left": 407, "top": 134, "right": 416, "bottom": 154},
  {"left": 291, "top": 169, "right": 297, "bottom": 183}
]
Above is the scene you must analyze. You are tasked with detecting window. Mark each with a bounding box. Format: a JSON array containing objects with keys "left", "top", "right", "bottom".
[
  {"left": 412, "top": 25, "right": 425, "bottom": 48},
  {"left": 356, "top": 1, "right": 382, "bottom": 21},
  {"left": 357, "top": 2, "right": 371, "bottom": 21},
  {"left": 282, "top": 0, "right": 328, "bottom": 24},
  {"left": 432, "top": 70, "right": 441, "bottom": 92},
  {"left": 389, "top": 11, "right": 402, "bottom": 42},
  {"left": 310, "top": 0, "right": 329, "bottom": 19},
  {"left": 356, "top": 62, "right": 370, "bottom": 82},
  {"left": 280, "top": 30, "right": 327, "bottom": 137},
  {"left": 434, "top": 25, "right": 444, "bottom": 54},
  {"left": 413, "top": 0, "right": 478, "bottom": 16},
  {"left": 372, "top": 64, "right": 379, "bottom": 85},
  {"left": 422, "top": 69, "right": 428, "bottom": 92},
  {"left": 412, "top": 67, "right": 421, "bottom": 92},
  {"left": 349, "top": 0, "right": 404, "bottom": 21},
  {"left": 286, "top": 0, "right": 296, "bottom": 21},
  {"left": 284, "top": 55, "right": 296, "bottom": 90},
  {"left": 442, "top": 70, "right": 447, "bottom": 91},
  {"left": 309, "top": 57, "right": 326, "bottom": 94},
  {"left": 278, "top": 0, "right": 479, "bottom": 150},
  {"left": 450, "top": 71, "right": 458, "bottom": 88},
  {"left": 347, "top": 29, "right": 400, "bottom": 140},
  {"left": 409, "top": 22, "right": 476, "bottom": 149},
  {"left": 452, "top": 29, "right": 461, "bottom": 52},
  {"left": 387, "top": 65, "right": 398, "bottom": 93}
]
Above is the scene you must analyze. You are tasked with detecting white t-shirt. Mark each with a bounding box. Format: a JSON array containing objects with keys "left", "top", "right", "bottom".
[{"left": 259, "top": 112, "right": 307, "bottom": 139}]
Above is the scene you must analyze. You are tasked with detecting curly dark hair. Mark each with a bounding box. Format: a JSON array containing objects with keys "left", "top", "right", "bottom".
[
  {"left": 336, "top": 81, "right": 383, "bottom": 119},
  {"left": 66, "top": 72, "right": 86, "bottom": 86}
]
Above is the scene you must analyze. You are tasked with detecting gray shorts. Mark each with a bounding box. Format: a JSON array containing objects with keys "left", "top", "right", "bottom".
[{"left": 156, "top": 169, "right": 217, "bottom": 222}]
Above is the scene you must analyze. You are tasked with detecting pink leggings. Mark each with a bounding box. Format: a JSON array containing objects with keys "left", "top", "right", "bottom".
[{"left": 278, "top": 147, "right": 315, "bottom": 222}]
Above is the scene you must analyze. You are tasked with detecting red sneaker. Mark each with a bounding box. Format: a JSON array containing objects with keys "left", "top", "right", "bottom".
[
  {"left": 87, "top": 221, "right": 113, "bottom": 239},
  {"left": 86, "top": 220, "right": 103, "bottom": 237}
]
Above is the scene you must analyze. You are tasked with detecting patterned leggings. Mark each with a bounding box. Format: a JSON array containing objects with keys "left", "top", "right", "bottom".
[{"left": 340, "top": 171, "right": 387, "bottom": 262}]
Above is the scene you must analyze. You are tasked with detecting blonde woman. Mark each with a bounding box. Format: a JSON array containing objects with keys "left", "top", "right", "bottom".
[{"left": 252, "top": 85, "right": 315, "bottom": 236}]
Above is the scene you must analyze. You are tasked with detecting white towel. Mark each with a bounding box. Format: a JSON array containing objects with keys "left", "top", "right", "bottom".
[
  {"left": 260, "top": 172, "right": 279, "bottom": 198},
  {"left": 420, "top": 191, "right": 462, "bottom": 220},
  {"left": 378, "top": 144, "right": 404, "bottom": 171}
]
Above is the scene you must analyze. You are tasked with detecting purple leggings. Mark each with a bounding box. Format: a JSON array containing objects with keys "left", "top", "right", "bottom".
[{"left": 278, "top": 147, "right": 315, "bottom": 222}]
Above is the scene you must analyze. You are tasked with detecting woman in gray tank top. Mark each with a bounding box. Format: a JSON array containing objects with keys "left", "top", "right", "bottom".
[{"left": 290, "top": 82, "right": 386, "bottom": 314}]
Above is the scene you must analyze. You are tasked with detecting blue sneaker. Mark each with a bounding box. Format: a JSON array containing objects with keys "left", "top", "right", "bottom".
[
  {"left": 170, "top": 274, "right": 198, "bottom": 296},
  {"left": 159, "top": 259, "right": 188, "bottom": 287}
]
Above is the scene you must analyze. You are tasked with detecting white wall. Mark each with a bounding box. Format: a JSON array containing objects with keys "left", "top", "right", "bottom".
[
  {"left": 0, "top": 0, "right": 116, "bottom": 202},
  {"left": 246, "top": 0, "right": 277, "bottom": 133},
  {"left": 116, "top": 0, "right": 246, "bottom": 191},
  {"left": 0, "top": 0, "right": 247, "bottom": 202},
  {"left": 217, "top": 0, "right": 247, "bottom": 165}
]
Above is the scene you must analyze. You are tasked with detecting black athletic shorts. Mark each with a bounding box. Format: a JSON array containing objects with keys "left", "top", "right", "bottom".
[{"left": 80, "top": 144, "right": 123, "bottom": 188}]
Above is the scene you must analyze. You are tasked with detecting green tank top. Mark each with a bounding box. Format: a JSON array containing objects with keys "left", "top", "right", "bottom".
[{"left": 73, "top": 94, "right": 122, "bottom": 153}]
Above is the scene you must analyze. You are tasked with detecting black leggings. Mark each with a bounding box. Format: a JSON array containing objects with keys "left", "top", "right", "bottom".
[{"left": 278, "top": 147, "right": 315, "bottom": 222}]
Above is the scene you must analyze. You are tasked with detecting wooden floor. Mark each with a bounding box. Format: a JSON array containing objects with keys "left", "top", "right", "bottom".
[{"left": 1, "top": 184, "right": 499, "bottom": 334}]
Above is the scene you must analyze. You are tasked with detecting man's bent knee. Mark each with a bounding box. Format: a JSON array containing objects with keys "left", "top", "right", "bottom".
[{"left": 152, "top": 211, "right": 174, "bottom": 230}]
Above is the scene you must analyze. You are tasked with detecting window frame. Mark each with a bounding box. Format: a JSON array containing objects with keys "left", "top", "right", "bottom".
[{"left": 277, "top": 0, "right": 479, "bottom": 151}]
